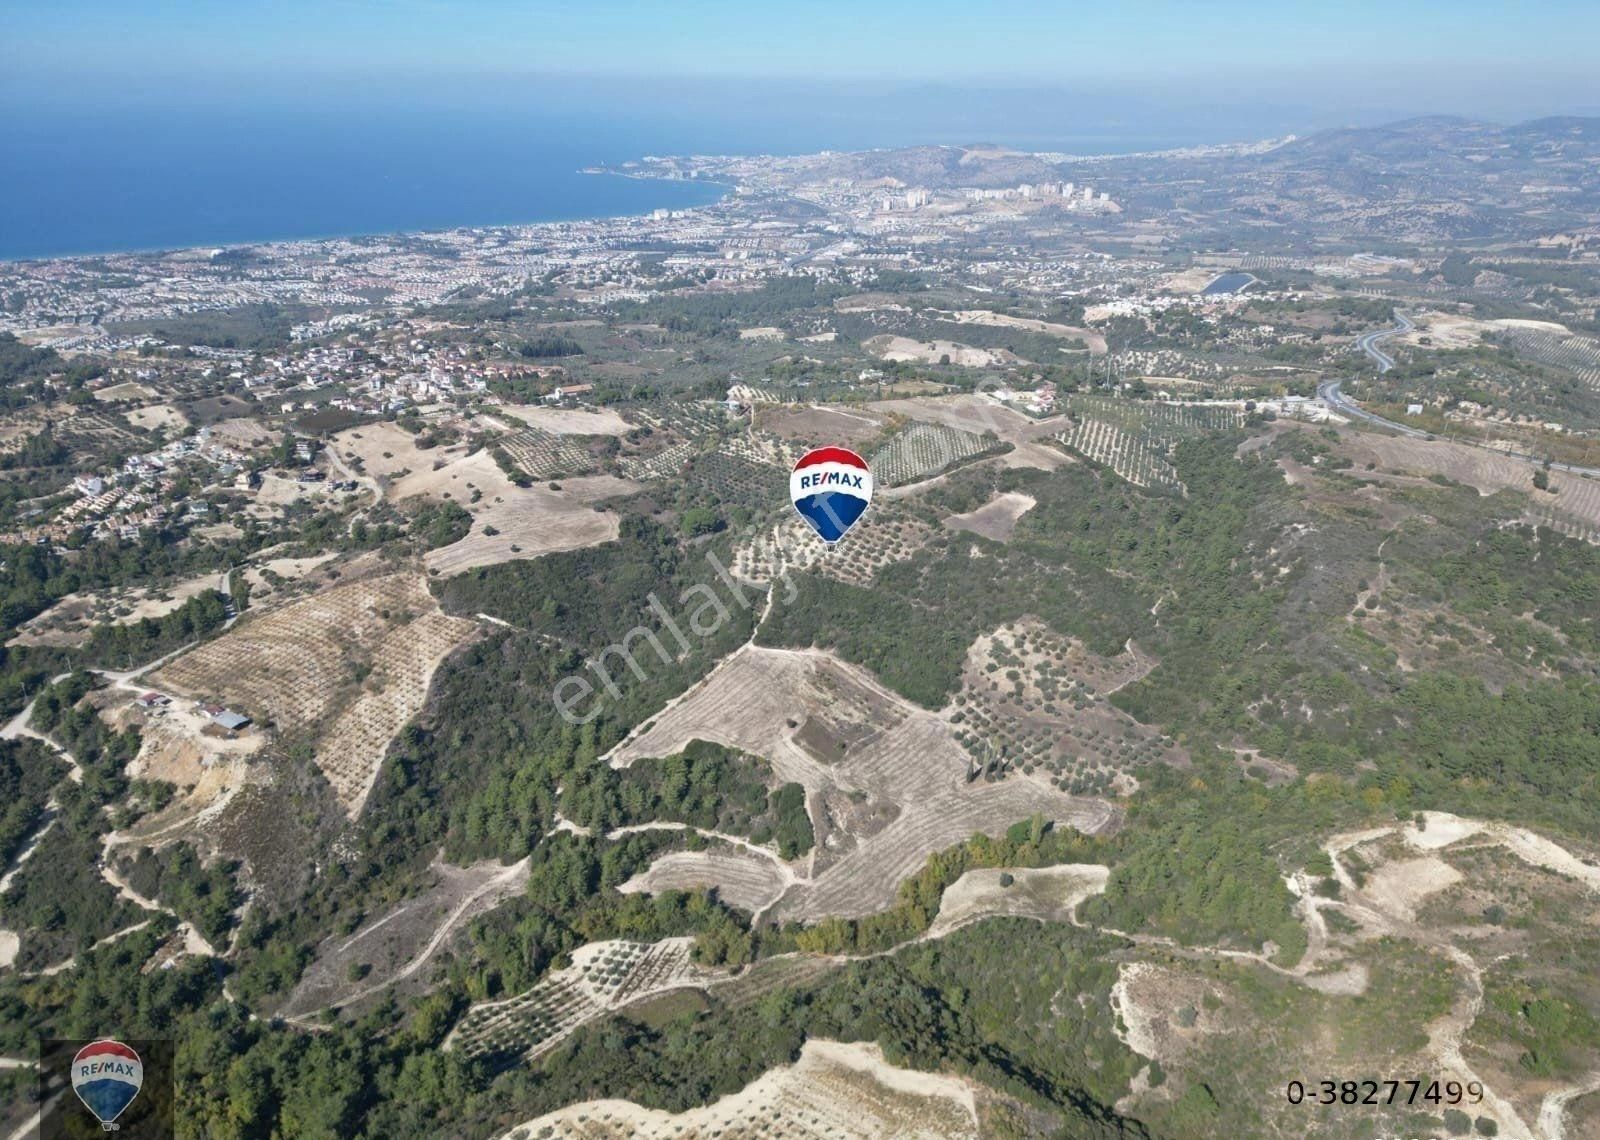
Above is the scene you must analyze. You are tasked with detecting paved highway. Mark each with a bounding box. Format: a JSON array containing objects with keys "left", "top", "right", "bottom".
[{"left": 1319, "top": 312, "right": 1600, "bottom": 477}]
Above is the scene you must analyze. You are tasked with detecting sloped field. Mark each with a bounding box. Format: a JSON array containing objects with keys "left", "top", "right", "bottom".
[
  {"left": 150, "top": 571, "right": 476, "bottom": 817},
  {"left": 447, "top": 937, "right": 715, "bottom": 1063},
  {"left": 499, "top": 1039, "right": 979, "bottom": 1139},
  {"left": 608, "top": 645, "right": 1114, "bottom": 922}
]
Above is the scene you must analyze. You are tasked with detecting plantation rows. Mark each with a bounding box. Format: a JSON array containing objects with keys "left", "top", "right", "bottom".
[
  {"left": 316, "top": 608, "right": 476, "bottom": 817},
  {"left": 498, "top": 427, "right": 597, "bottom": 480},
  {"left": 448, "top": 938, "right": 704, "bottom": 1063},
  {"left": 728, "top": 382, "right": 787, "bottom": 406},
  {"left": 868, "top": 422, "right": 996, "bottom": 487},
  {"left": 1119, "top": 348, "right": 1232, "bottom": 381},
  {"left": 733, "top": 507, "right": 933, "bottom": 587},
  {"left": 946, "top": 625, "right": 1172, "bottom": 790},
  {"left": 684, "top": 450, "right": 788, "bottom": 509},
  {"left": 626, "top": 400, "right": 731, "bottom": 439},
  {"left": 719, "top": 431, "right": 802, "bottom": 470},
  {"left": 1522, "top": 505, "right": 1600, "bottom": 546},
  {"left": 1065, "top": 394, "right": 1244, "bottom": 438},
  {"left": 617, "top": 440, "right": 697, "bottom": 481},
  {"left": 1054, "top": 418, "right": 1185, "bottom": 492},
  {"left": 152, "top": 572, "right": 432, "bottom": 733},
  {"left": 1510, "top": 330, "right": 1600, "bottom": 388}
]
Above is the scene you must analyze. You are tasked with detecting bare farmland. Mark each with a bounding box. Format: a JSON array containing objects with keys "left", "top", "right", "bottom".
[
  {"left": 419, "top": 463, "right": 637, "bottom": 577},
  {"left": 942, "top": 491, "right": 1036, "bottom": 541},
  {"left": 1342, "top": 433, "right": 1600, "bottom": 530},
  {"left": 499, "top": 1039, "right": 979, "bottom": 1140},
  {"left": 865, "top": 334, "right": 1017, "bottom": 369},
  {"left": 925, "top": 863, "right": 1109, "bottom": 939},
  {"left": 618, "top": 848, "right": 792, "bottom": 915}
]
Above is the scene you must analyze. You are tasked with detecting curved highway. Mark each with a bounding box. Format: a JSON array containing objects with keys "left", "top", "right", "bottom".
[{"left": 1318, "top": 312, "right": 1600, "bottom": 477}]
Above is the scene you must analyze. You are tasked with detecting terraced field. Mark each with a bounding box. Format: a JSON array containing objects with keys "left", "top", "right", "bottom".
[{"left": 618, "top": 848, "right": 793, "bottom": 915}]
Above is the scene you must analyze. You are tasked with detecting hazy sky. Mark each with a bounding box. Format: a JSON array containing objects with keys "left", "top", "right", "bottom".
[{"left": 5, "top": 0, "right": 1599, "bottom": 129}]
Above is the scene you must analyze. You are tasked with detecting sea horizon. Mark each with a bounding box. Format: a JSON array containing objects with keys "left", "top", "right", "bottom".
[{"left": 0, "top": 98, "right": 1284, "bottom": 264}]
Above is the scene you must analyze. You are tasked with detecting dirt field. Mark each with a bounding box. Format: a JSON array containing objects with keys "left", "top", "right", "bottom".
[
  {"left": 942, "top": 491, "right": 1036, "bottom": 541},
  {"left": 206, "top": 417, "right": 279, "bottom": 449},
  {"left": 149, "top": 569, "right": 477, "bottom": 818},
  {"left": 925, "top": 864, "right": 1108, "bottom": 939},
  {"left": 757, "top": 405, "right": 887, "bottom": 449},
  {"left": 618, "top": 848, "right": 793, "bottom": 915},
  {"left": 867, "top": 393, "right": 1052, "bottom": 442},
  {"left": 932, "top": 309, "right": 1107, "bottom": 354},
  {"left": 93, "top": 380, "right": 158, "bottom": 402},
  {"left": 1395, "top": 310, "right": 1569, "bottom": 351},
  {"left": 608, "top": 645, "right": 1115, "bottom": 922},
  {"left": 101, "top": 689, "right": 267, "bottom": 849},
  {"left": 126, "top": 403, "right": 189, "bottom": 434},
  {"left": 865, "top": 335, "right": 1017, "bottom": 369},
  {"left": 499, "top": 1039, "right": 979, "bottom": 1140},
  {"left": 423, "top": 471, "right": 636, "bottom": 576},
  {"left": 514, "top": 406, "right": 632, "bottom": 436},
  {"left": 240, "top": 553, "right": 337, "bottom": 607},
  {"left": 336, "top": 421, "right": 636, "bottom": 575},
  {"left": 334, "top": 422, "right": 472, "bottom": 490}
]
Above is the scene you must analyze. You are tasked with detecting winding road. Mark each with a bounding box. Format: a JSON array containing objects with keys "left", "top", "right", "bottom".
[{"left": 1319, "top": 312, "right": 1600, "bottom": 477}]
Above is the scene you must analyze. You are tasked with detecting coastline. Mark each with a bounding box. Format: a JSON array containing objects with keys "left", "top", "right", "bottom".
[{"left": 0, "top": 172, "right": 730, "bottom": 266}]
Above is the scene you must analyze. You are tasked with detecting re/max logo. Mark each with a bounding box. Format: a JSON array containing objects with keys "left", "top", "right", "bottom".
[{"left": 798, "top": 471, "right": 865, "bottom": 490}]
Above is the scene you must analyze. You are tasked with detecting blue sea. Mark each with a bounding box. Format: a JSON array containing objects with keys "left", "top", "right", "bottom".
[
  {"left": 0, "top": 88, "right": 1320, "bottom": 262},
  {"left": 0, "top": 107, "right": 733, "bottom": 262}
]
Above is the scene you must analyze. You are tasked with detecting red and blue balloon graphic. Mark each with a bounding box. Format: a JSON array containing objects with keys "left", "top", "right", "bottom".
[
  {"left": 790, "top": 447, "right": 873, "bottom": 544},
  {"left": 71, "top": 1040, "right": 143, "bottom": 1128}
]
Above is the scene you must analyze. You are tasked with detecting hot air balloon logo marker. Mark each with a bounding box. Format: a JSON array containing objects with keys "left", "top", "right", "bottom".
[
  {"left": 71, "top": 1039, "right": 143, "bottom": 1130},
  {"left": 790, "top": 446, "right": 873, "bottom": 544}
]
